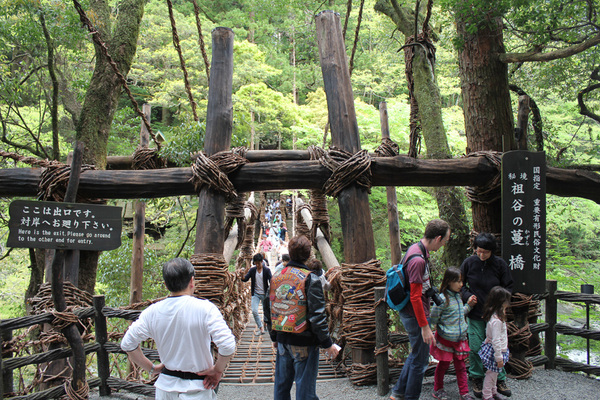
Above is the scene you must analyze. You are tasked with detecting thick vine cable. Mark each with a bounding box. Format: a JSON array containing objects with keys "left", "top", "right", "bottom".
[
  {"left": 348, "top": 0, "right": 365, "bottom": 76},
  {"left": 166, "top": 0, "right": 199, "bottom": 121},
  {"left": 191, "top": 0, "right": 210, "bottom": 82},
  {"left": 342, "top": 0, "right": 352, "bottom": 40},
  {"left": 71, "top": 0, "right": 158, "bottom": 147}
]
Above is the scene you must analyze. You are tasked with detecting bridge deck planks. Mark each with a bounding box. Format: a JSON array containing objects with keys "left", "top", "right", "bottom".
[{"left": 222, "top": 317, "right": 346, "bottom": 384}]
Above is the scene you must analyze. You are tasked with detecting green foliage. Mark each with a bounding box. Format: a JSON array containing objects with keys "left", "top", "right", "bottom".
[
  {"left": 233, "top": 82, "right": 297, "bottom": 149},
  {"left": 440, "top": 0, "right": 519, "bottom": 34},
  {"left": 97, "top": 234, "right": 168, "bottom": 307},
  {"left": 158, "top": 116, "right": 206, "bottom": 166},
  {"left": 0, "top": 247, "right": 28, "bottom": 318}
]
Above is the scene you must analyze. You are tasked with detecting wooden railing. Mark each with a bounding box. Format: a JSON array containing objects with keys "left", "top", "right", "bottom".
[
  {"left": 374, "top": 280, "right": 600, "bottom": 396},
  {"left": 0, "top": 295, "right": 156, "bottom": 399}
]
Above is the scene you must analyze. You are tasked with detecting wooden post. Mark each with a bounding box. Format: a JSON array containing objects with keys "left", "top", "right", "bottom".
[
  {"left": 545, "top": 279, "right": 557, "bottom": 369},
  {"left": 0, "top": 331, "right": 4, "bottom": 398},
  {"left": 1, "top": 329, "right": 14, "bottom": 397},
  {"left": 315, "top": 10, "right": 376, "bottom": 263},
  {"left": 375, "top": 287, "right": 389, "bottom": 396},
  {"left": 194, "top": 27, "right": 234, "bottom": 254},
  {"left": 130, "top": 104, "right": 151, "bottom": 305},
  {"left": 64, "top": 152, "right": 79, "bottom": 285},
  {"left": 50, "top": 141, "right": 87, "bottom": 394},
  {"left": 379, "top": 101, "right": 402, "bottom": 265},
  {"left": 94, "top": 295, "right": 111, "bottom": 396},
  {"left": 316, "top": 10, "right": 377, "bottom": 364}
]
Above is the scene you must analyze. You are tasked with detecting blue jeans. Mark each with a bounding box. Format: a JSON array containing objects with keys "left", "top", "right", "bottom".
[
  {"left": 251, "top": 293, "right": 267, "bottom": 328},
  {"left": 274, "top": 343, "right": 320, "bottom": 400},
  {"left": 391, "top": 311, "right": 430, "bottom": 400}
]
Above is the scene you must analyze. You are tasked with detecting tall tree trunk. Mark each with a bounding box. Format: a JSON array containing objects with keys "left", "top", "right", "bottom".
[
  {"left": 75, "top": 0, "right": 146, "bottom": 294},
  {"left": 457, "top": 13, "right": 515, "bottom": 236},
  {"left": 375, "top": 0, "right": 470, "bottom": 265}
]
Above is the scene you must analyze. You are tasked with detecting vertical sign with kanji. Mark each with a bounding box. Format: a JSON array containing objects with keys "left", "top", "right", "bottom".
[{"left": 501, "top": 151, "right": 546, "bottom": 294}]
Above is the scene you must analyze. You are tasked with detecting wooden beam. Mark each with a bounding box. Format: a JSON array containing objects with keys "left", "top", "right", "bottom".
[
  {"left": 1, "top": 158, "right": 598, "bottom": 203},
  {"left": 106, "top": 150, "right": 313, "bottom": 170}
]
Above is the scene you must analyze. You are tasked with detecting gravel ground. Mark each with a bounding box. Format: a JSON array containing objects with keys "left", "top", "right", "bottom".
[{"left": 90, "top": 368, "right": 600, "bottom": 399}]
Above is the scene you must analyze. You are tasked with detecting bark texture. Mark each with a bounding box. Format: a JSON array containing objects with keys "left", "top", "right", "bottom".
[
  {"left": 75, "top": 0, "right": 146, "bottom": 294},
  {"left": 457, "top": 13, "right": 515, "bottom": 236},
  {"left": 375, "top": 0, "right": 471, "bottom": 264}
]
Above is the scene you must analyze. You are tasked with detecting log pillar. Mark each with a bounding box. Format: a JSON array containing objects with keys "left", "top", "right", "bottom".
[
  {"left": 130, "top": 103, "right": 150, "bottom": 305},
  {"left": 545, "top": 280, "right": 557, "bottom": 369},
  {"left": 316, "top": 10, "right": 376, "bottom": 363},
  {"left": 194, "top": 28, "right": 235, "bottom": 255},
  {"left": 380, "top": 101, "right": 403, "bottom": 265}
]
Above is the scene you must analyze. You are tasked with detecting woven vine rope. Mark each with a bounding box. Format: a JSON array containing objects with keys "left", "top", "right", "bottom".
[
  {"left": 309, "top": 189, "right": 331, "bottom": 245},
  {"left": 374, "top": 137, "right": 400, "bottom": 157},
  {"left": 464, "top": 151, "right": 502, "bottom": 204},
  {"left": 190, "top": 150, "right": 247, "bottom": 200},
  {"left": 321, "top": 147, "right": 372, "bottom": 197},
  {"left": 38, "top": 163, "right": 100, "bottom": 203},
  {"left": 132, "top": 146, "right": 166, "bottom": 170}
]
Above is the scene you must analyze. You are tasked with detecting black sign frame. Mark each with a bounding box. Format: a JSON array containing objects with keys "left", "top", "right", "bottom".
[
  {"left": 7, "top": 200, "right": 122, "bottom": 251},
  {"left": 501, "top": 151, "right": 546, "bottom": 294}
]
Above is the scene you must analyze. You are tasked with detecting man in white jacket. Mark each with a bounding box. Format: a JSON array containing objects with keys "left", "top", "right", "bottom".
[{"left": 121, "top": 258, "right": 236, "bottom": 399}]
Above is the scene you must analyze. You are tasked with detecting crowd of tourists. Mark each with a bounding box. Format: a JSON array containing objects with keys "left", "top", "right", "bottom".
[
  {"left": 121, "top": 219, "right": 514, "bottom": 400},
  {"left": 258, "top": 197, "right": 290, "bottom": 265}
]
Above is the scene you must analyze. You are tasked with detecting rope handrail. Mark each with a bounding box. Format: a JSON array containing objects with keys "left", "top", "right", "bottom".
[{"left": 0, "top": 308, "right": 94, "bottom": 332}]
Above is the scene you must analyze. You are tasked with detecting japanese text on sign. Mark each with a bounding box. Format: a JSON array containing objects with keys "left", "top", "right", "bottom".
[{"left": 501, "top": 151, "right": 546, "bottom": 294}]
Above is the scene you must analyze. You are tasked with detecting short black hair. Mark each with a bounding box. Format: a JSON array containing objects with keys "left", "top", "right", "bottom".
[
  {"left": 474, "top": 232, "right": 497, "bottom": 252},
  {"left": 162, "top": 258, "right": 194, "bottom": 293},
  {"left": 281, "top": 254, "right": 290, "bottom": 262},
  {"left": 253, "top": 253, "right": 263, "bottom": 263}
]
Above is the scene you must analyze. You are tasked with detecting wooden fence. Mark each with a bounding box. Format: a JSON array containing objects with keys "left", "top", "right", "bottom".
[
  {"left": 374, "top": 279, "right": 600, "bottom": 396},
  {"left": 0, "top": 295, "right": 155, "bottom": 399}
]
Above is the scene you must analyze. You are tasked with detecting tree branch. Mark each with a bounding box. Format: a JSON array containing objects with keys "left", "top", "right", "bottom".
[
  {"left": 576, "top": 66, "right": 600, "bottom": 123},
  {"left": 500, "top": 32, "right": 600, "bottom": 63},
  {"left": 509, "top": 84, "right": 544, "bottom": 151},
  {"left": 40, "top": 11, "right": 60, "bottom": 161}
]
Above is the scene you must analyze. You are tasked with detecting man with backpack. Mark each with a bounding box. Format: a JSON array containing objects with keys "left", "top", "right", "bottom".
[{"left": 390, "top": 219, "right": 451, "bottom": 400}]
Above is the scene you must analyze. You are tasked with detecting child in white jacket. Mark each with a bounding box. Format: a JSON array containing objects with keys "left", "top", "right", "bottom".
[{"left": 478, "top": 286, "right": 511, "bottom": 400}]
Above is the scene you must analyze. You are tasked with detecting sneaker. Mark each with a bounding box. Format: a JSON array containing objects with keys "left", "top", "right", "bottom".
[
  {"left": 471, "top": 378, "right": 483, "bottom": 399},
  {"left": 390, "top": 395, "right": 404, "bottom": 400},
  {"left": 492, "top": 394, "right": 506, "bottom": 400},
  {"left": 496, "top": 380, "right": 511, "bottom": 397},
  {"left": 460, "top": 394, "right": 476, "bottom": 400},
  {"left": 432, "top": 389, "right": 449, "bottom": 400}
]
